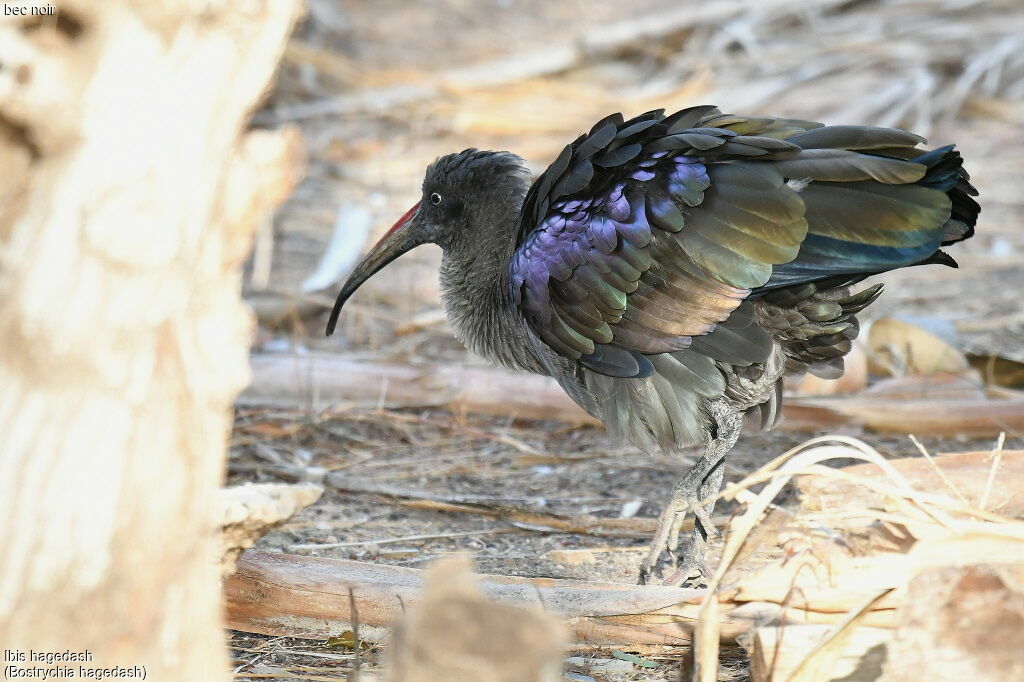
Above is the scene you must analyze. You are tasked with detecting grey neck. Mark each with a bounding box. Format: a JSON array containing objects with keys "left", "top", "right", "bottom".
[{"left": 438, "top": 221, "right": 544, "bottom": 374}]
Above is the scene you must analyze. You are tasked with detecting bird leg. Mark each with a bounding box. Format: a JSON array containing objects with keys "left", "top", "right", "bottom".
[
  {"left": 638, "top": 456, "right": 722, "bottom": 586},
  {"left": 664, "top": 459, "right": 726, "bottom": 586},
  {"left": 639, "top": 400, "right": 741, "bottom": 586}
]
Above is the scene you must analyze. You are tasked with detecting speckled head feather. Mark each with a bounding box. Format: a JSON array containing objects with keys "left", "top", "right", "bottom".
[
  {"left": 425, "top": 148, "right": 528, "bottom": 186},
  {"left": 419, "top": 149, "right": 530, "bottom": 249}
]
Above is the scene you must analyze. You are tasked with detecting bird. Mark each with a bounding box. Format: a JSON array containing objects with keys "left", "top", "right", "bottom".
[{"left": 325, "top": 105, "right": 980, "bottom": 586}]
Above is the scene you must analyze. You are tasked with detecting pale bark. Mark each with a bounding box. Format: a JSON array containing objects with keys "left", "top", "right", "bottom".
[
  {"left": 0, "top": 1, "right": 301, "bottom": 679},
  {"left": 749, "top": 625, "right": 890, "bottom": 682},
  {"left": 881, "top": 564, "right": 1024, "bottom": 682},
  {"left": 219, "top": 483, "right": 323, "bottom": 575}
]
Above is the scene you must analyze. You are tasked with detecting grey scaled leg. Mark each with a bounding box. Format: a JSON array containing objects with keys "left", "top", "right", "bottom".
[
  {"left": 638, "top": 400, "right": 741, "bottom": 586},
  {"left": 667, "top": 458, "right": 726, "bottom": 586}
]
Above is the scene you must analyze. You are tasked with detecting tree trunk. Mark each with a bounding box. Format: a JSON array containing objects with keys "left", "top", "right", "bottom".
[{"left": 0, "top": 2, "right": 301, "bottom": 679}]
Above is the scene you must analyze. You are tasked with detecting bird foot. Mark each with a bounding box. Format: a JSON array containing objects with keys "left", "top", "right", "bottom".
[
  {"left": 661, "top": 562, "right": 714, "bottom": 588},
  {"left": 637, "top": 488, "right": 715, "bottom": 586}
]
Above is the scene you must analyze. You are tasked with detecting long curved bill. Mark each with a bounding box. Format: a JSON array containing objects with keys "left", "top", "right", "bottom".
[{"left": 326, "top": 202, "right": 422, "bottom": 336}]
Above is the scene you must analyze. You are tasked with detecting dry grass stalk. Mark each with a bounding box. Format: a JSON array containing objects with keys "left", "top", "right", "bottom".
[
  {"left": 979, "top": 432, "right": 1007, "bottom": 511},
  {"left": 703, "top": 438, "right": 1024, "bottom": 681},
  {"left": 796, "top": 447, "right": 1024, "bottom": 521}
]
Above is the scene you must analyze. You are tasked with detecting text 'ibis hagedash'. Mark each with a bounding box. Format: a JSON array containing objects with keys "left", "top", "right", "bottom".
[{"left": 326, "top": 105, "right": 980, "bottom": 585}]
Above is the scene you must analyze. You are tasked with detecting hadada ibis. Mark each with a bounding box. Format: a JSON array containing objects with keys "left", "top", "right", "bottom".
[{"left": 326, "top": 105, "right": 980, "bottom": 585}]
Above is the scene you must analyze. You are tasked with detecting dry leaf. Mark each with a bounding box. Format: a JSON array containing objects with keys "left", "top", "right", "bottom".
[
  {"left": 327, "top": 630, "right": 372, "bottom": 650},
  {"left": 967, "top": 353, "right": 1024, "bottom": 389},
  {"left": 867, "top": 318, "right": 968, "bottom": 376}
]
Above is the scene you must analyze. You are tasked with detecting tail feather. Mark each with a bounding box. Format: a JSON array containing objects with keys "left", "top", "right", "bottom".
[
  {"left": 915, "top": 145, "right": 979, "bottom": 247},
  {"left": 914, "top": 145, "right": 962, "bottom": 191},
  {"left": 755, "top": 143, "right": 978, "bottom": 295}
]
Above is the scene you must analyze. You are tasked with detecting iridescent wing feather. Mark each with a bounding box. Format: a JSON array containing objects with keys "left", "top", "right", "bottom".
[{"left": 510, "top": 106, "right": 978, "bottom": 380}]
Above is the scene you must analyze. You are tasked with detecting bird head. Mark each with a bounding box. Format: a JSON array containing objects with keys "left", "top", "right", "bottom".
[{"left": 326, "top": 149, "right": 528, "bottom": 335}]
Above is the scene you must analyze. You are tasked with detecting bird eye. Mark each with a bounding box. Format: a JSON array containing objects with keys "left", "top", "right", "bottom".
[{"left": 430, "top": 192, "right": 442, "bottom": 206}]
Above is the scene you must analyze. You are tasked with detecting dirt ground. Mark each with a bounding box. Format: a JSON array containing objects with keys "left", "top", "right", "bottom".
[
  {"left": 229, "top": 0, "right": 1024, "bottom": 679},
  {"left": 226, "top": 409, "right": 1009, "bottom": 680}
]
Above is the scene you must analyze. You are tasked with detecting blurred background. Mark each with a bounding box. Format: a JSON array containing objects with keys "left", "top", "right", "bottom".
[
  {"left": 247, "top": 0, "right": 1023, "bottom": 362},
  {"left": 229, "top": 0, "right": 1024, "bottom": 678}
]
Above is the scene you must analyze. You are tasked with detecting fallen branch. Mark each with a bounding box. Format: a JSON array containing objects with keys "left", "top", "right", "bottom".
[
  {"left": 324, "top": 476, "right": 722, "bottom": 537},
  {"left": 392, "top": 498, "right": 665, "bottom": 537},
  {"left": 242, "top": 353, "right": 1024, "bottom": 437},
  {"left": 224, "top": 550, "right": 776, "bottom": 647},
  {"left": 792, "top": 396, "right": 1024, "bottom": 437},
  {"left": 241, "top": 353, "right": 598, "bottom": 424}
]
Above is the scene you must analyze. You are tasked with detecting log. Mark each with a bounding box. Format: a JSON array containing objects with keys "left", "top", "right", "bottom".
[
  {"left": 242, "top": 354, "right": 1024, "bottom": 436},
  {"left": 0, "top": 1, "right": 301, "bottom": 679},
  {"left": 223, "top": 550, "right": 776, "bottom": 647},
  {"left": 792, "top": 395, "right": 1024, "bottom": 437},
  {"left": 786, "top": 371, "right": 1024, "bottom": 436},
  {"left": 242, "top": 353, "right": 600, "bottom": 425}
]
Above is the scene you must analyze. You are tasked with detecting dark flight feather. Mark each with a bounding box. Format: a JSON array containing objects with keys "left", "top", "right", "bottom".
[{"left": 509, "top": 105, "right": 978, "bottom": 410}]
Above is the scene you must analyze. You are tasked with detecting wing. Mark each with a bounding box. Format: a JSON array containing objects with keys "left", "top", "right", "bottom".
[
  {"left": 511, "top": 106, "right": 812, "bottom": 377},
  {"left": 510, "top": 106, "right": 975, "bottom": 379}
]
